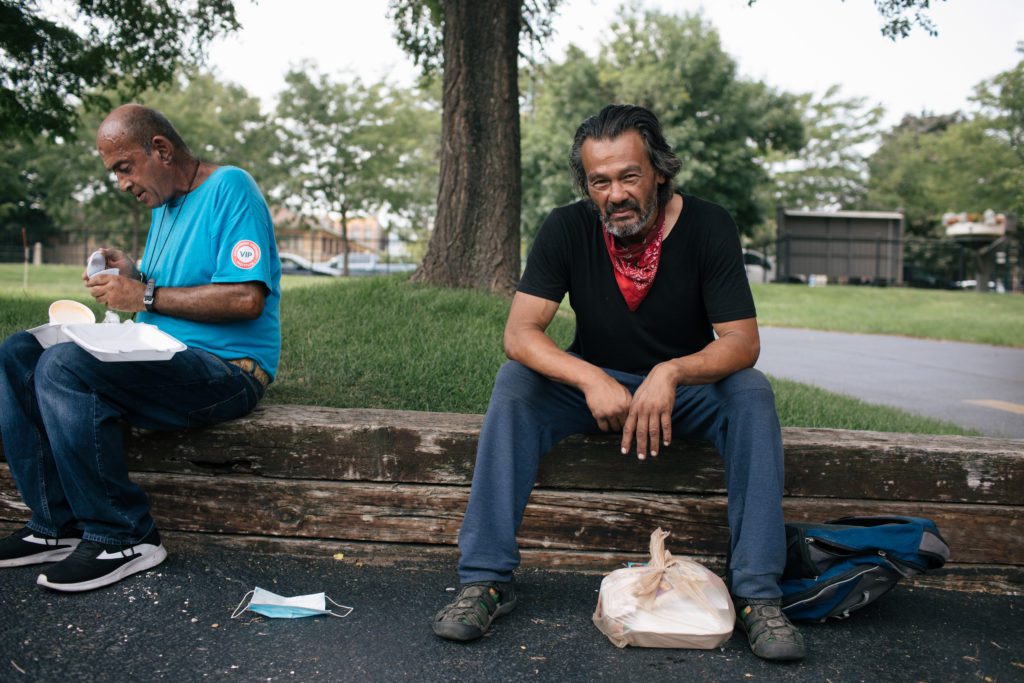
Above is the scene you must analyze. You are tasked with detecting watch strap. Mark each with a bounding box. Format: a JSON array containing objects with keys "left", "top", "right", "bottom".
[{"left": 143, "top": 279, "right": 157, "bottom": 313}]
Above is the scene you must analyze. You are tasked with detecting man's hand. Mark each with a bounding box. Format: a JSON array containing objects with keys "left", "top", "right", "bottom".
[
  {"left": 580, "top": 372, "right": 633, "bottom": 433},
  {"left": 81, "top": 247, "right": 140, "bottom": 284},
  {"left": 86, "top": 274, "right": 145, "bottom": 312},
  {"left": 621, "top": 362, "right": 679, "bottom": 460}
]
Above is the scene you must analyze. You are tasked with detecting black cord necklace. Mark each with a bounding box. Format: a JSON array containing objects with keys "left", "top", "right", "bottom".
[{"left": 143, "top": 158, "right": 201, "bottom": 283}]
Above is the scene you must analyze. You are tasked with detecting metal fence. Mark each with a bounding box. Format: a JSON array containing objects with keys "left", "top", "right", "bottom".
[
  {"left": 4, "top": 233, "right": 1019, "bottom": 292},
  {"left": 746, "top": 235, "right": 1021, "bottom": 291},
  {"left": 0, "top": 235, "right": 420, "bottom": 268},
  {"left": 0, "top": 246, "right": 30, "bottom": 263},
  {"left": 775, "top": 235, "right": 903, "bottom": 285}
]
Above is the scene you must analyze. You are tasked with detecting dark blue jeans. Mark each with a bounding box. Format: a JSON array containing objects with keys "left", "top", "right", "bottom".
[
  {"left": 458, "top": 360, "right": 787, "bottom": 599},
  {"left": 0, "top": 331, "right": 264, "bottom": 545}
]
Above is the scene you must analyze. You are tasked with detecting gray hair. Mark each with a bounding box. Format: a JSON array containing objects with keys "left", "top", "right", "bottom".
[
  {"left": 119, "top": 105, "right": 191, "bottom": 156},
  {"left": 569, "top": 104, "right": 681, "bottom": 207}
]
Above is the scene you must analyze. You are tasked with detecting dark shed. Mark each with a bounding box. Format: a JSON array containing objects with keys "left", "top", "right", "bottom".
[{"left": 775, "top": 208, "right": 904, "bottom": 284}]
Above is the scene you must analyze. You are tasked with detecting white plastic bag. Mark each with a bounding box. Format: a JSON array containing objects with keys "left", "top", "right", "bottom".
[{"left": 592, "top": 528, "right": 735, "bottom": 649}]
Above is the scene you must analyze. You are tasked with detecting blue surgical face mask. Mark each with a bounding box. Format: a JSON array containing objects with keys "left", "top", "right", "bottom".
[{"left": 231, "top": 586, "right": 353, "bottom": 620}]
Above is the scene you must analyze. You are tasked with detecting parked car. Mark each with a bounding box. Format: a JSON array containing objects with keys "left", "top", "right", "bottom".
[
  {"left": 320, "top": 252, "right": 417, "bottom": 275},
  {"left": 742, "top": 248, "right": 773, "bottom": 283},
  {"left": 279, "top": 252, "right": 341, "bottom": 277}
]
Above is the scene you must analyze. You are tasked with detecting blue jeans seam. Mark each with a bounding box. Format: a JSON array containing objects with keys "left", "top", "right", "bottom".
[
  {"left": 26, "top": 519, "right": 58, "bottom": 537},
  {"left": 186, "top": 386, "right": 251, "bottom": 427},
  {"left": 83, "top": 519, "right": 155, "bottom": 545},
  {"left": 33, "top": 437, "right": 54, "bottom": 528}
]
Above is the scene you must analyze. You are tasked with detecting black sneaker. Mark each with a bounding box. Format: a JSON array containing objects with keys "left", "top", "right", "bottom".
[
  {"left": 735, "top": 597, "right": 806, "bottom": 661},
  {"left": 36, "top": 527, "right": 167, "bottom": 592},
  {"left": 0, "top": 526, "right": 82, "bottom": 568},
  {"left": 432, "top": 581, "right": 518, "bottom": 641}
]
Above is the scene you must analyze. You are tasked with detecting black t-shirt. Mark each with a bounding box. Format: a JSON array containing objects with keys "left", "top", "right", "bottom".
[{"left": 518, "top": 193, "right": 756, "bottom": 374}]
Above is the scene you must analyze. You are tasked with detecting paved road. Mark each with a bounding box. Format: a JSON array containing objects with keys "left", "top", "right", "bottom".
[
  {"left": 757, "top": 327, "right": 1024, "bottom": 438},
  {"left": 0, "top": 547, "right": 1019, "bottom": 682}
]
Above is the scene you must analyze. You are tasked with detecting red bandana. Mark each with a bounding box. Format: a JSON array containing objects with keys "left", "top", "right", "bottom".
[{"left": 602, "top": 209, "right": 665, "bottom": 311}]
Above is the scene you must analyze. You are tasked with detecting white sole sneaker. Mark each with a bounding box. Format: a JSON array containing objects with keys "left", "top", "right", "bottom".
[
  {"left": 0, "top": 538, "right": 80, "bottom": 568},
  {"left": 36, "top": 544, "right": 168, "bottom": 593}
]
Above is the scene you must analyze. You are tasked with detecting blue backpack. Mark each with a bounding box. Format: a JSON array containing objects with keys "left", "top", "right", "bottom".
[{"left": 779, "top": 515, "right": 950, "bottom": 622}]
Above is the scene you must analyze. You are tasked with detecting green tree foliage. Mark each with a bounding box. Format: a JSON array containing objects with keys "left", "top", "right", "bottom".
[
  {"left": 76, "top": 73, "right": 273, "bottom": 251},
  {"left": 145, "top": 73, "right": 277, "bottom": 179},
  {"left": 866, "top": 47, "right": 1023, "bottom": 241},
  {"left": 869, "top": 0, "right": 945, "bottom": 39},
  {"left": 388, "top": 0, "right": 561, "bottom": 75},
  {"left": 0, "top": 0, "right": 239, "bottom": 139},
  {"left": 520, "top": 45, "right": 608, "bottom": 242},
  {"left": 272, "top": 66, "right": 439, "bottom": 274},
  {"left": 864, "top": 108, "right": 1018, "bottom": 284},
  {"left": 972, "top": 45, "right": 1024, "bottom": 222},
  {"left": 867, "top": 113, "right": 962, "bottom": 236},
  {"left": 378, "top": 84, "right": 442, "bottom": 250},
  {"left": 0, "top": 72, "right": 274, "bottom": 252},
  {"left": 0, "top": 137, "right": 61, "bottom": 246},
  {"left": 520, "top": 9, "right": 805, "bottom": 243},
  {"left": 387, "top": 0, "right": 563, "bottom": 292},
  {"left": 767, "top": 85, "right": 885, "bottom": 212},
  {"left": 746, "top": 0, "right": 945, "bottom": 39}
]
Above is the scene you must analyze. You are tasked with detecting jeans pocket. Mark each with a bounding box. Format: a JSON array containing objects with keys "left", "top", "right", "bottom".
[{"left": 186, "top": 387, "right": 255, "bottom": 428}]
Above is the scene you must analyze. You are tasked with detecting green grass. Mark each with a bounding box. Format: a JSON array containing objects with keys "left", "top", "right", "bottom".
[
  {"left": 752, "top": 283, "right": 1024, "bottom": 348},
  {"left": 768, "top": 377, "right": 971, "bottom": 434},
  {"left": 0, "top": 265, "right": 104, "bottom": 331},
  {"left": 0, "top": 264, "right": 95, "bottom": 298},
  {"left": 268, "top": 275, "right": 576, "bottom": 411},
  {"left": 0, "top": 265, "right": 974, "bottom": 434}
]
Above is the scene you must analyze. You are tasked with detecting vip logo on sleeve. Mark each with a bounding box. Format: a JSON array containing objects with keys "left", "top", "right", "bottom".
[{"left": 231, "top": 240, "right": 261, "bottom": 270}]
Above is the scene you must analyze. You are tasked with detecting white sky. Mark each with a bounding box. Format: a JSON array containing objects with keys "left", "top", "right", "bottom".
[{"left": 208, "top": 0, "right": 1023, "bottom": 127}]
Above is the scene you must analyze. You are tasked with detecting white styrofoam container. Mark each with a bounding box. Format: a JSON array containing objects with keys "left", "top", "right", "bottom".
[
  {"left": 27, "top": 322, "right": 73, "bottom": 349},
  {"left": 62, "top": 322, "right": 186, "bottom": 362}
]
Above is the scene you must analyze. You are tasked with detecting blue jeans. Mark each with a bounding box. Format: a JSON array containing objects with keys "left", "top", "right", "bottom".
[
  {"left": 0, "top": 331, "right": 264, "bottom": 545},
  {"left": 458, "top": 360, "right": 787, "bottom": 599}
]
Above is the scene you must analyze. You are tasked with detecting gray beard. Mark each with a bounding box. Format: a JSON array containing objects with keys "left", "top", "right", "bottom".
[{"left": 599, "top": 197, "right": 659, "bottom": 240}]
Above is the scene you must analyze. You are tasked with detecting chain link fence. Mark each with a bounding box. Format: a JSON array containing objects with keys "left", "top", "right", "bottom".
[{"left": 746, "top": 236, "right": 1021, "bottom": 292}]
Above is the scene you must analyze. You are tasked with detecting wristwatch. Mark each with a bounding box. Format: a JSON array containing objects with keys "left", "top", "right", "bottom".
[{"left": 143, "top": 279, "right": 157, "bottom": 313}]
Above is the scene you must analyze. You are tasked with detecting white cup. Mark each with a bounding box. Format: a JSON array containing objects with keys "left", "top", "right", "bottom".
[{"left": 48, "top": 299, "right": 96, "bottom": 325}]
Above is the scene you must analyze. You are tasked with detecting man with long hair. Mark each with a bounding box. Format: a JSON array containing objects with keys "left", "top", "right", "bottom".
[{"left": 432, "top": 104, "right": 803, "bottom": 661}]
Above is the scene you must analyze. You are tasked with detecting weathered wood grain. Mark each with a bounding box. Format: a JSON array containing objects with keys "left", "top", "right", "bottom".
[
  {"left": 108, "top": 522, "right": 1012, "bottom": 595},
  {"left": 146, "top": 531, "right": 1024, "bottom": 596},
  {"left": 1, "top": 406, "right": 1020, "bottom": 589},
  {"left": 0, "top": 519, "right": 1017, "bottom": 595},
  {"left": 0, "top": 466, "right": 1017, "bottom": 565},
  {"left": 102, "top": 406, "right": 1022, "bottom": 505},
  {"left": 3, "top": 406, "right": 1020, "bottom": 503}
]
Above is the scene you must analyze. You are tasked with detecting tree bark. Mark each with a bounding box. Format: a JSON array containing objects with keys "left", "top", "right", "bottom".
[{"left": 411, "top": 0, "right": 522, "bottom": 294}]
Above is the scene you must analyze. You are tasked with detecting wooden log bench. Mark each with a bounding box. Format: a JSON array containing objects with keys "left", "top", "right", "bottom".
[{"left": 1, "top": 405, "right": 1021, "bottom": 594}]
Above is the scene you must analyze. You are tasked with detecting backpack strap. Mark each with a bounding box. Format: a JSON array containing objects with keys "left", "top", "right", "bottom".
[{"left": 826, "top": 515, "right": 950, "bottom": 570}]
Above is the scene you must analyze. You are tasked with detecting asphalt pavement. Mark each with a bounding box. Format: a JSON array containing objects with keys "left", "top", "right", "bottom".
[
  {"left": 757, "top": 327, "right": 1024, "bottom": 438},
  {"left": 0, "top": 545, "right": 1019, "bottom": 682}
]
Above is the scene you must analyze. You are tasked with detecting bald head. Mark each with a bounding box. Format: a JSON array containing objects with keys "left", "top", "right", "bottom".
[
  {"left": 97, "top": 104, "right": 202, "bottom": 208},
  {"left": 97, "top": 104, "right": 191, "bottom": 156}
]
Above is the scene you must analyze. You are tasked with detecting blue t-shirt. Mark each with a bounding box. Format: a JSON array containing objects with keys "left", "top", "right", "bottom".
[{"left": 138, "top": 166, "right": 281, "bottom": 379}]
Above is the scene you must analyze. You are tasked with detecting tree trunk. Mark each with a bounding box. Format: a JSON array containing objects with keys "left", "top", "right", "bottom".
[{"left": 411, "top": 0, "right": 522, "bottom": 294}]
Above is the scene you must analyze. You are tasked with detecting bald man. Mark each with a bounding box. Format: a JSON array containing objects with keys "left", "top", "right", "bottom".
[{"left": 0, "top": 105, "right": 281, "bottom": 592}]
